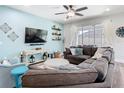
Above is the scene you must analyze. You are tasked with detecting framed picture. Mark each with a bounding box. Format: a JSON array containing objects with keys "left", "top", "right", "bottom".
[
  {"left": 7, "top": 32, "right": 19, "bottom": 42},
  {"left": 0, "top": 23, "right": 12, "bottom": 34}
]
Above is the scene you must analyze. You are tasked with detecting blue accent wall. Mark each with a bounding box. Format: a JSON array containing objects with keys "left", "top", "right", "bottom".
[{"left": 0, "top": 6, "right": 64, "bottom": 60}]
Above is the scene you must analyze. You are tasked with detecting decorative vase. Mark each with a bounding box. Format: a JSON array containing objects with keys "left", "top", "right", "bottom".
[{"left": 29, "top": 55, "right": 35, "bottom": 63}]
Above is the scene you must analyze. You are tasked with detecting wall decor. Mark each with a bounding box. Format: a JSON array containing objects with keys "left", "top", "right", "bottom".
[
  {"left": 0, "top": 23, "right": 12, "bottom": 34},
  {"left": 116, "top": 27, "right": 124, "bottom": 37},
  {"left": 7, "top": 32, "right": 19, "bottom": 42}
]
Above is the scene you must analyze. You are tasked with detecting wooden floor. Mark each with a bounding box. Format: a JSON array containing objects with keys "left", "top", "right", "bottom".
[{"left": 112, "top": 62, "right": 124, "bottom": 88}]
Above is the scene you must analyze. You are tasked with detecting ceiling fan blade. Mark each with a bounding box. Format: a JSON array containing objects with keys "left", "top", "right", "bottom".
[
  {"left": 55, "top": 12, "right": 67, "bottom": 15},
  {"left": 63, "top": 5, "right": 68, "bottom": 10},
  {"left": 76, "top": 7, "right": 88, "bottom": 12},
  {"left": 69, "top": 5, "right": 73, "bottom": 9},
  {"left": 75, "top": 13, "right": 84, "bottom": 16}
]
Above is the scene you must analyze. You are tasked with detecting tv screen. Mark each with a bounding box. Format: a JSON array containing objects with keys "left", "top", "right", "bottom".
[{"left": 25, "top": 27, "right": 48, "bottom": 43}]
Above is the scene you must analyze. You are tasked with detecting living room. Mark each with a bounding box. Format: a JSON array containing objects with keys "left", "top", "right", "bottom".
[{"left": 0, "top": 4, "right": 124, "bottom": 89}]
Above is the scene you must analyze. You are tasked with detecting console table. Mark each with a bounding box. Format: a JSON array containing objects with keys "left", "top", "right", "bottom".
[{"left": 21, "top": 49, "right": 48, "bottom": 64}]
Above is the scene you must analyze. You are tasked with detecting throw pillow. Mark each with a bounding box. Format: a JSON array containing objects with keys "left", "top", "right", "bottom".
[
  {"left": 65, "top": 48, "right": 72, "bottom": 54},
  {"left": 92, "top": 48, "right": 106, "bottom": 59},
  {"left": 70, "top": 48, "right": 83, "bottom": 55},
  {"left": 70, "top": 48, "right": 76, "bottom": 55},
  {"left": 75, "top": 48, "right": 83, "bottom": 55}
]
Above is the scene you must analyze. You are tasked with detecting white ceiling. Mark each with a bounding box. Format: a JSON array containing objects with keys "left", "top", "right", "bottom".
[{"left": 8, "top": 5, "right": 124, "bottom": 24}]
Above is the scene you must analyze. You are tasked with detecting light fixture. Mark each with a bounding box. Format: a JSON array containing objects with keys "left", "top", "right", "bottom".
[
  {"left": 67, "top": 10, "right": 75, "bottom": 17},
  {"left": 106, "top": 8, "right": 110, "bottom": 12}
]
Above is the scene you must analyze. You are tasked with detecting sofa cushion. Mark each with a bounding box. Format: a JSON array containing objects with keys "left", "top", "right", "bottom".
[
  {"left": 75, "top": 48, "right": 83, "bottom": 55},
  {"left": 83, "top": 58, "right": 96, "bottom": 64},
  {"left": 29, "top": 62, "right": 80, "bottom": 70},
  {"left": 65, "top": 48, "right": 72, "bottom": 55},
  {"left": 92, "top": 48, "right": 106, "bottom": 59},
  {"left": 77, "top": 58, "right": 96, "bottom": 69},
  {"left": 70, "top": 48, "right": 76, "bottom": 55},
  {"left": 83, "top": 45, "right": 92, "bottom": 56},
  {"left": 91, "top": 58, "right": 108, "bottom": 82},
  {"left": 91, "top": 47, "right": 97, "bottom": 56},
  {"left": 77, "top": 62, "right": 92, "bottom": 69},
  {"left": 67, "top": 55, "right": 90, "bottom": 61},
  {"left": 78, "top": 55, "right": 91, "bottom": 59},
  {"left": 22, "top": 68, "right": 98, "bottom": 87}
]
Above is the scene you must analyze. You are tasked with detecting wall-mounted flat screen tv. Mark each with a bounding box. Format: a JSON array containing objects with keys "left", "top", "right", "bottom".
[{"left": 25, "top": 27, "right": 48, "bottom": 43}]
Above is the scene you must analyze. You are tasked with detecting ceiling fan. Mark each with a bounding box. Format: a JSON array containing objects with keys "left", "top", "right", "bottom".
[{"left": 55, "top": 5, "right": 88, "bottom": 19}]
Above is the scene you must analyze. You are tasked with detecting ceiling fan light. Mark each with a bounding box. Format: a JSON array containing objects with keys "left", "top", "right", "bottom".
[{"left": 67, "top": 11, "right": 75, "bottom": 17}]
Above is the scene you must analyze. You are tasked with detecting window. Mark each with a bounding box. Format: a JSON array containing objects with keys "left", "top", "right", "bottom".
[
  {"left": 77, "top": 24, "right": 104, "bottom": 47},
  {"left": 94, "top": 24, "right": 104, "bottom": 47}
]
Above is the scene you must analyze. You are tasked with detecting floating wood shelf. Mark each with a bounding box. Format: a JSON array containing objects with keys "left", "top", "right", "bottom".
[
  {"left": 52, "top": 27, "right": 61, "bottom": 31},
  {"left": 52, "top": 39, "right": 61, "bottom": 41},
  {"left": 52, "top": 32, "right": 61, "bottom": 36}
]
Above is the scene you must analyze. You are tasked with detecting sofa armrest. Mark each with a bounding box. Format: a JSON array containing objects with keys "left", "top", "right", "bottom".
[
  {"left": 63, "top": 51, "right": 72, "bottom": 59},
  {"left": 105, "top": 63, "right": 114, "bottom": 87}
]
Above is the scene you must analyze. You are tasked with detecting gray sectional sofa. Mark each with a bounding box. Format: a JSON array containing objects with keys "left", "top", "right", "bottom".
[{"left": 22, "top": 47, "right": 114, "bottom": 88}]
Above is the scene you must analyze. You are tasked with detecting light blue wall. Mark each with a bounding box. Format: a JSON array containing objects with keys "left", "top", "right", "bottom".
[{"left": 0, "top": 6, "right": 64, "bottom": 60}]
